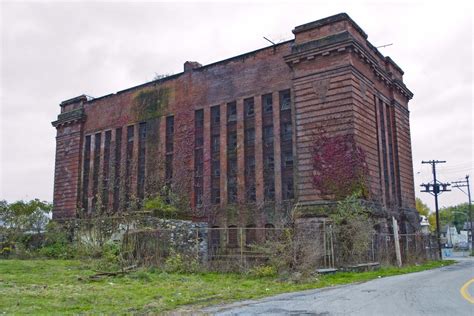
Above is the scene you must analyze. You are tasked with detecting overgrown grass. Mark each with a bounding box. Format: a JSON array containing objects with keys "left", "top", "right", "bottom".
[{"left": 0, "top": 259, "right": 455, "bottom": 314}]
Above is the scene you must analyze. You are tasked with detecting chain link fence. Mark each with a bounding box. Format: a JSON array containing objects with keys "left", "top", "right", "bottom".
[{"left": 2, "top": 215, "right": 439, "bottom": 271}]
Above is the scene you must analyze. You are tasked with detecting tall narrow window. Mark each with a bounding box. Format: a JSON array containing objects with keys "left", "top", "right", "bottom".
[
  {"left": 227, "top": 157, "right": 238, "bottom": 203},
  {"left": 227, "top": 102, "right": 237, "bottom": 122},
  {"left": 280, "top": 89, "right": 291, "bottom": 110},
  {"left": 113, "top": 128, "right": 122, "bottom": 212},
  {"left": 262, "top": 94, "right": 275, "bottom": 201},
  {"left": 280, "top": 89, "right": 294, "bottom": 200},
  {"left": 385, "top": 104, "right": 400, "bottom": 206},
  {"left": 194, "top": 110, "right": 204, "bottom": 208},
  {"left": 262, "top": 93, "right": 273, "bottom": 113},
  {"left": 210, "top": 105, "right": 221, "bottom": 205},
  {"left": 378, "top": 99, "right": 390, "bottom": 204},
  {"left": 137, "top": 122, "right": 147, "bottom": 201},
  {"left": 92, "top": 133, "right": 101, "bottom": 211},
  {"left": 82, "top": 135, "right": 91, "bottom": 212},
  {"left": 244, "top": 97, "right": 255, "bottom": 117},
  {"left": 165, "top": 116, "right": 174, "bottom": 184},
  {"left": 102, "top": 130, "right": 112, "bottom": 210},
  {"left": 227, "top": 101, "right": 238, "bottom": 203},
  {"left": 125, "top": 126, "right": 134, "bottom": 208},
  {"left": 244, "top": 97, "right": 256, "bottom": 202}
]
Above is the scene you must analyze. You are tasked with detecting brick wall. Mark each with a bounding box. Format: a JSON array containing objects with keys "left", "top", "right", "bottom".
[{"left": 52, "top": 13, "right": 416, "bottom": 228}]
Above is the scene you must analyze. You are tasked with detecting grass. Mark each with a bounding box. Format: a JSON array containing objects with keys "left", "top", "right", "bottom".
[{"left": 0, "top": 259, "right": 455, "bottom": 314}]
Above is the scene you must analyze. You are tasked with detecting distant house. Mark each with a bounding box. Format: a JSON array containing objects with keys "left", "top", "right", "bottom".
[
  {"left": 460, "top": 221, "right": 473, "bottom": 246},
  {"left": 441, "top": 224, "right": 467, "bottom": 247}
]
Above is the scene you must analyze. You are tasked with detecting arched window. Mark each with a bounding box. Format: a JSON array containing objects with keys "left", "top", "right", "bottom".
[{"left": 228, "top": 225, "right": 238, "bottom": 247}]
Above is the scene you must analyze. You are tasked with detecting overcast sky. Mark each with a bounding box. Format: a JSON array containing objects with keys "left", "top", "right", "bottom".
[{"left": 1, "top": 0, "right": 472, "bottom": 212}]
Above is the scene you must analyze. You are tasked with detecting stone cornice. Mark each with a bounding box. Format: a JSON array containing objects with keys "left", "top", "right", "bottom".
[
  {"left": 51, "top": 108, "right": 85, "bottom": 128},
  {"left": 293, "top": 13, "right": 368, "bottom": 40},
  {"left": 60, "top": 95, "right": 88, "bottom": 107},
  {"left": 284, "top": 32, "right": 414, "bottom": 100}
]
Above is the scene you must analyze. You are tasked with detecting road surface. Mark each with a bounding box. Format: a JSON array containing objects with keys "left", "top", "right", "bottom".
[{"left": 202, "top": 258, "right": 474, "bottom": 315}]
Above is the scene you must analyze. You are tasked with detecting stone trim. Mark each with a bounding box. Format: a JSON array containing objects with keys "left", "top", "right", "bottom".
[{"left": 52, "top": 108, "right": 85, "bottom": 128}]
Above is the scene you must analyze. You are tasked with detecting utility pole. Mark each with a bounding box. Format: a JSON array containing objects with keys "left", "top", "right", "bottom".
[
  {"left": 451, "top": 175, "right": 473, "bottom": 252},
  {"left": 420, "top": 160, "right": 451, "bottom": 258}
]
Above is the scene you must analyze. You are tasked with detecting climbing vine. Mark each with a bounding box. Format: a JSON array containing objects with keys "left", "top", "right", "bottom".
[
  {"left": 132, "top": 87, "right": 170, "bottom": 121},
  {"left": 312, "top": 131, "right": 369, "bottom": 200}
]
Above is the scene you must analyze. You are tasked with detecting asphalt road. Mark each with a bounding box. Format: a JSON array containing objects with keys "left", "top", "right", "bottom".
[{"left": 202, "top": 258, "right": 474, "bottom": 315}]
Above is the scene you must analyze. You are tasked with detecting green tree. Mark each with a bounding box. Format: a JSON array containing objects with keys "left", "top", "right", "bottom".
[
  {"left": 426, "top": 202, "right": 472, "bottom": 233},
  {"left": 0, "top": 199, "right": 52, "bottom": 240},
  {"left": 415, "top": 197, "right": 430, "bottom": 217}
]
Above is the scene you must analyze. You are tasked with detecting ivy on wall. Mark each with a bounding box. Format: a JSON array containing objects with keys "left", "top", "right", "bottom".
[
  {"left": 312, "top": 132, "right": 369, "bottom": 200},
  {"left": 132, "top": 87, "right": 170, "bottom": 121}
]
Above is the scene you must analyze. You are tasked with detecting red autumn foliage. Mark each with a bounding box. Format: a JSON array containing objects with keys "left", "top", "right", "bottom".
[{"left": 312, "top": 132, "right": 369, "bottom": 200}]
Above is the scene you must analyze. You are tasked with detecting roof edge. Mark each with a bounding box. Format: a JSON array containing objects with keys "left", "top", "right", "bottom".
[{"left": 293, "top": 13, "right": 368, "bottom": 40}]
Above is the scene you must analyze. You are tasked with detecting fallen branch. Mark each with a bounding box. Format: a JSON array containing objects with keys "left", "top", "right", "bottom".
[{"left": 82, "top": 265, "right": 138, "bottom": 281}]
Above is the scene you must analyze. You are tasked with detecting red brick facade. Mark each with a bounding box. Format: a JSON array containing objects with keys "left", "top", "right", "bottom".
[{"left": 52, "top": 13, "right": 416, "bottom": 229}]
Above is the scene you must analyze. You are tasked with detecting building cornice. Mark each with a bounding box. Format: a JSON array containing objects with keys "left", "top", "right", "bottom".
[
  {"left": 51, "top": 108, "right": 86, "bottom": 128},
  {"left": 284, "top": 32, "right": 414, "bottom": 100}
]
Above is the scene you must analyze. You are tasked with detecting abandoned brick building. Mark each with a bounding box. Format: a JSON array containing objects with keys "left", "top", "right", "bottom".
[{"left": 52, "top": 13, "right": 416, "bottom": 232}]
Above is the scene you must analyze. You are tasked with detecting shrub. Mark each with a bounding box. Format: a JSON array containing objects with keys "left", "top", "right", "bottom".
[
  {"left": 249, "top": 265, "right": 277, "bottom": 278},
  {"left": 94, "top": 242, "right": 122, "bottom": 271},
  {"left": 330, "top": 195, "right": 375, "bottom": 266},
  {"left": 163, "top": 250, "right": 200, "bottom": 273},
  {"left": 37, "top": 221, "right": 75, "bottom": 259}
]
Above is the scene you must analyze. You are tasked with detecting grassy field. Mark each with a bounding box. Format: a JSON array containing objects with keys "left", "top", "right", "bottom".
[{"left": 0, "top": 259, "right": 455, "bottom": 314}]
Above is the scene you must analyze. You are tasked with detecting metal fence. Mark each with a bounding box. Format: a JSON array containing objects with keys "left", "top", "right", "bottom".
[{"left": 119, "top": 225, "right": 440, "bottom": 270}]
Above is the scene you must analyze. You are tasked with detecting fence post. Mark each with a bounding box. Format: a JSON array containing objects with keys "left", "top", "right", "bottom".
[
  {"left": 240, "top": 227, "right": 244, "bottom": 265},
  {"left": 323, "top": 220, "right": 327, "bottom": 268},
  {"left": 195, "top": 227, "right": 200, "bottom": 262},
  {"left": 392, "top": 217, "right": 403, "bottom": 267},
  {"left": 330, "top": 225, "right": 335, "bottom": 268},
  {"left": 371, "top": 233, "right": 375, "bottom": 262}
]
